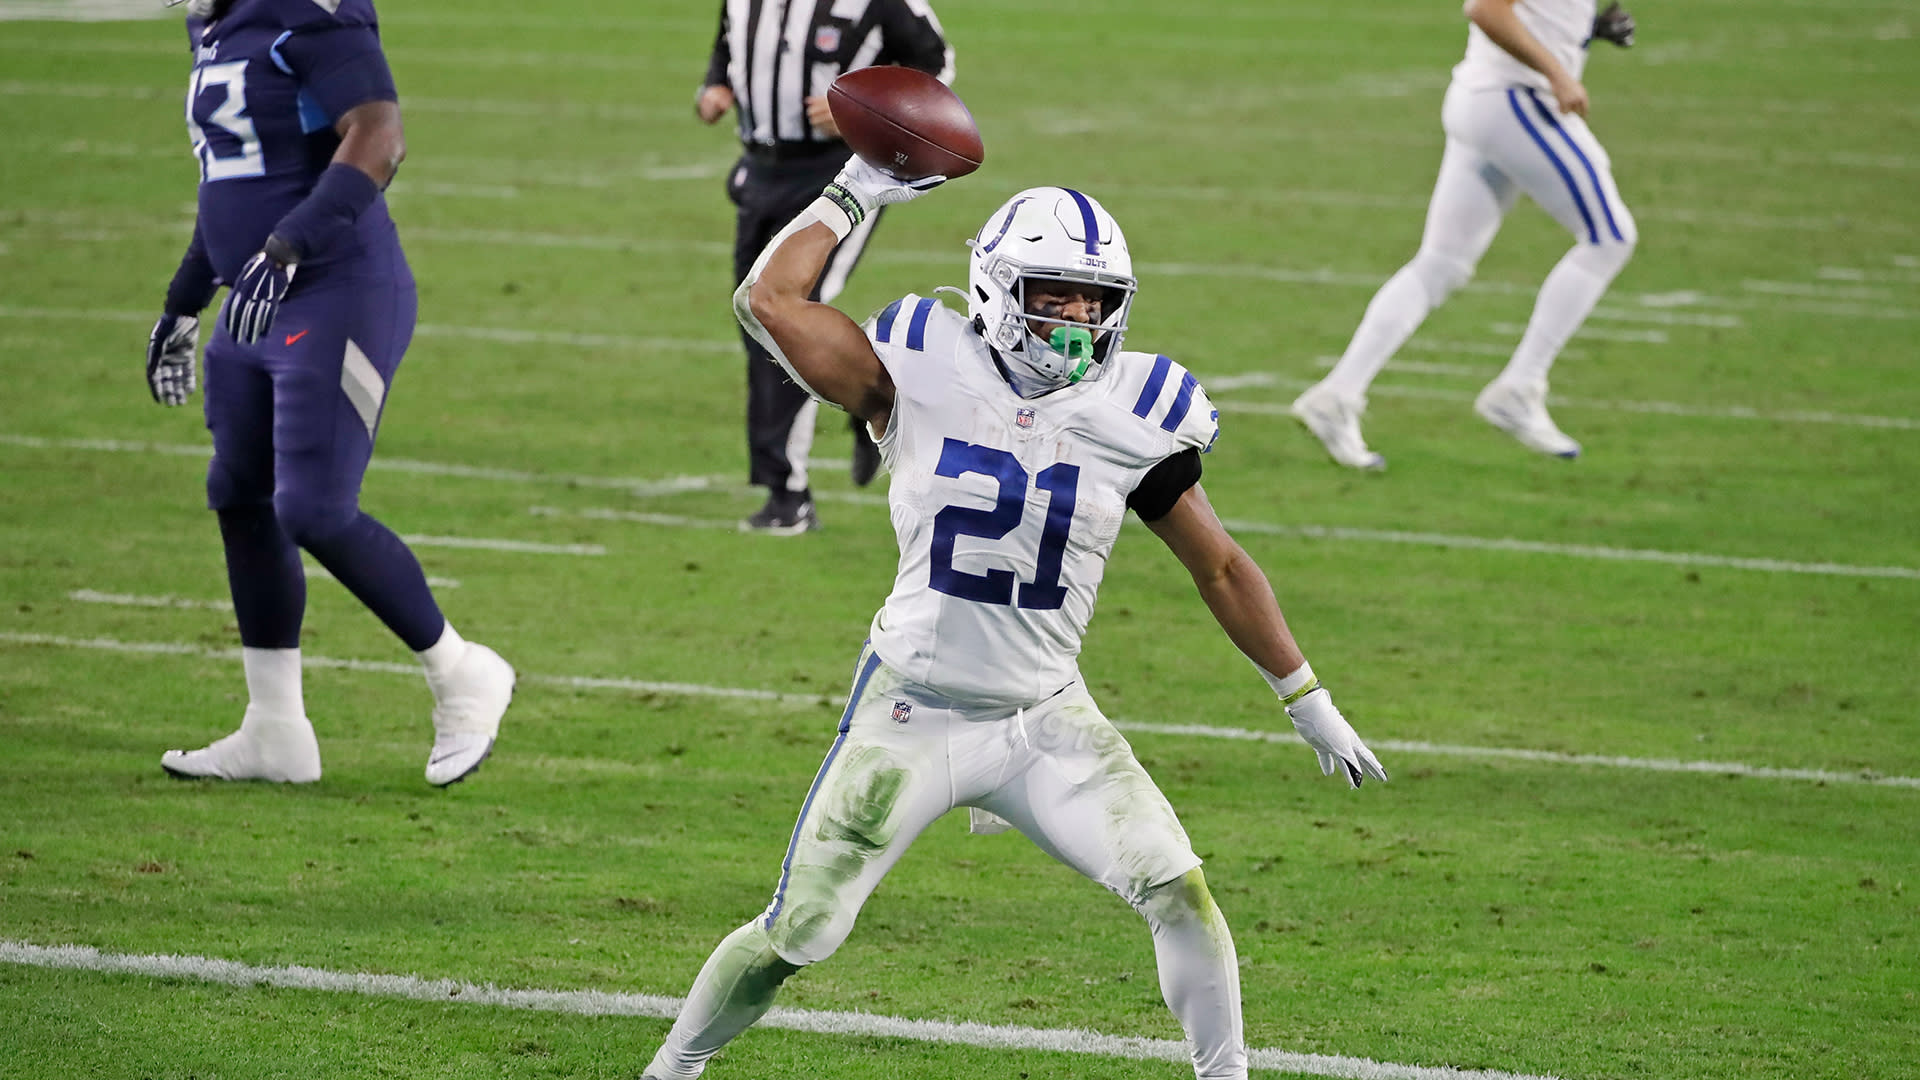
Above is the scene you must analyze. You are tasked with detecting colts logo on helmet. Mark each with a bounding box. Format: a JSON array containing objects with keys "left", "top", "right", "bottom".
[
  {"left": 1015, "top": 407, "right": 1036, "bottom": 429},
  {"left": 891, "top": 701, "right": 914, "bottom": 724}
]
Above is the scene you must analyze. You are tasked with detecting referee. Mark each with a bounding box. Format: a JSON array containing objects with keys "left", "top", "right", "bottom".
[{"left": 697, "top": 0, "right": 953, "bottom": 534}]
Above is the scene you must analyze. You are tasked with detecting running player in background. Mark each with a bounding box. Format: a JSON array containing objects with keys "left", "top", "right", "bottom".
[
  {"left": 639, "top": 160, "right": 1387, "bottom": 1080},
  {"left": 1292, "top": 0, "right": 1638, "bottom": 468},
  {"left": 146, "top": 0, "right": 514, "bottom": 786}
]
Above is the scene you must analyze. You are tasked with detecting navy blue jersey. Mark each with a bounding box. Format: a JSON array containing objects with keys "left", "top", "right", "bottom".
[{"left": 184, "top": 0, "right": 400, "bottom": 282}]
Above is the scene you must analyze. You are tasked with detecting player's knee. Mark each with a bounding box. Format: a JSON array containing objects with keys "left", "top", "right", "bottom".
[
  {"left": 1135, "top": 867, "right": 1223, "bottom": 929},
  {"left": 206, "top": 457, "right": 270, "bottom": 511},
  {"left": 764, "top": 898, "right": 856, "bottom": 966},
  {"left": 272, "top": 489, "right": 359, "bottom": 548},
  {"left": 1409, "top": 248, "right": 1476, "bottom": 305}
]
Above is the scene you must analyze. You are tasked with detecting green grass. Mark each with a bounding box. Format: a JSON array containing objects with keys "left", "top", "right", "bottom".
[{"left": 2, "top": 1, "right": 1918, "bottom": 1078}]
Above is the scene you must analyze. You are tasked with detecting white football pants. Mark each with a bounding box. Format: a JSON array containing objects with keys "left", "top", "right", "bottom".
[
  {"left": 645, "top": 644, "right": 1247, "bottom": 1080},
  {"left": 1321, "top": 82, "right": 1639, "bottom": 399}
]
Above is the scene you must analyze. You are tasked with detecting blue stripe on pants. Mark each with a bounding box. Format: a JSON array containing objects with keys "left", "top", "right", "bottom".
[
  {"left": 1525, "top": 89, "right": 1624, "bottom": 243},
  {"left": 1507, "top": 88, "right": 1597, "bottom": 244},
  {"left": 764, "top": 647, "right": 884, "bottom": 928}
]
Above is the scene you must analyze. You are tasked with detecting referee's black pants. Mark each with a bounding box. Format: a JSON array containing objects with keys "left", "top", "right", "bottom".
[{"left": 729, "top": 144, "right": 885, "bottom": 494}]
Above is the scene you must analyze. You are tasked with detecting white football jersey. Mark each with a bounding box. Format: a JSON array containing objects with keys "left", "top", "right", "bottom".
[
  {"left": 1452, "top": 0, "right": 1594, "bottom": 93},
  {"left": 863, "top": 294, "right": 1219, "bottom": 707}
]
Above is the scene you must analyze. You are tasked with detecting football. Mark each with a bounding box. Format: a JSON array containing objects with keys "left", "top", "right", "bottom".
[{"left": 827, "top": 66, "right": 984, "bottom": 181}]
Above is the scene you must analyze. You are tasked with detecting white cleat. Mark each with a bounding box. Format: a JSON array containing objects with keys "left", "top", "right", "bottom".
[
  {"left": 425, "top": 642, "right": 515, "bottom": 787},
  {"left": 1474, "top": 379, "right": 1581, "bottom": 458},
  {"left": 1290, "top": 384, "right": 1387, "bottom": 470},
  {"left": 161, "top": 708, "right": 322, "bottom": 783}
]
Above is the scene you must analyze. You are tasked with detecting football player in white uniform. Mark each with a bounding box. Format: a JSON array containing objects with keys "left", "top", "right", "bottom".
[
  {"left": 1292, "top": 0, "right": 1639, "bottom": 468},
  {"left": 640, "top": 161, "right": 1387, "bottom": 1080}
]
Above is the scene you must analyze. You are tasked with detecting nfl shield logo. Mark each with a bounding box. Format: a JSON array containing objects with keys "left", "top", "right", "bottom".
[
  {"left": 815, "top": 25, "right": 842, "bottom": 51},
  {"left": 891, "top": 700, "right": 913, "bottom": 724},
  {"left": 1016, "top": 407, "right": 1036, "bottom": 429}
]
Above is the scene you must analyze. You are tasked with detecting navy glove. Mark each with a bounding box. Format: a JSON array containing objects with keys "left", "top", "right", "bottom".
[
  {"left": 1592, "top": 1, "right": 1635, "bottom": 47},
  {"left": 223, "top": 248, "right": 297, "bottom": 345},
  {"left": 146, "top": 314, "right": 199, "bottom": 406}
]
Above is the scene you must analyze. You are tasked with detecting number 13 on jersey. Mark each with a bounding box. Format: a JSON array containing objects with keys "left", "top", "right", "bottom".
[{"left": 929, "top": 438, "right": 1078, "bottom": 612}]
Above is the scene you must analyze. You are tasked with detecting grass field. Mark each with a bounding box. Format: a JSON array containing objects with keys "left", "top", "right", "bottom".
[{"left": 3, "top": 1, "right": 1918, "bottom": 1077}]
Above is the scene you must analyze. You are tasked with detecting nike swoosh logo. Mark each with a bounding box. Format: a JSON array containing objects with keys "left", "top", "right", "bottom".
[{"left": 284, "top": 330, "right": 309, "bottom": 345}]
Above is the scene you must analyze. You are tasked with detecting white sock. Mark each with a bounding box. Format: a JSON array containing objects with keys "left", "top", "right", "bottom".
[
  {"left": 416, "top": 621, "right": 466, "bottom": 682},
  {"left": 1498, "top": 241, "right": 1634, "bottom": 387},
  {"left": 240, "top": 647, "right": 305, "bottom": 727},
  {"left": 1139, "top": 872, "right": 1247, "bottom": 1080},
  {"left": 1320, "top": 263, "right": 1436, "bottom": 400}
]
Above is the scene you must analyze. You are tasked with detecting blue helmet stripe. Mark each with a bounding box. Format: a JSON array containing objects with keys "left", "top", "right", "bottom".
[{"left": 1060, "top": 188, "right": 1102, "bottom": 255}]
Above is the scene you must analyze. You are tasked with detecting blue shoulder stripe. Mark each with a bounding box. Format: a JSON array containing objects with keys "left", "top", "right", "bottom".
[
  {"left": 1160, "top": 372, "right": 1199, "bottom": 433},
  {"left": 905, "top": 297, "right": 936, "bottom": 351},
  {"left": 1132, "top": 354, "right": 1173, "bottom": 418},
  {"left": 873, "top": 298, "right": 904, "bottom": 344}
]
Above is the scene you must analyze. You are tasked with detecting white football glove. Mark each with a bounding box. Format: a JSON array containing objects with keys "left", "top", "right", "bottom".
[
  {"left": 146, "top": 313, "right": 198, "bottom": 406},
  {"left": 821, "top": 155, "right": 946, "bottom": 229},
  {"left": 1286, "top": 687, "right": 1388, "bottom": 788}
]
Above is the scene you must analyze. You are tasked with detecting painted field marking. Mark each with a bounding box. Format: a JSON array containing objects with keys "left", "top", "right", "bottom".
[
  {"left": 1489, "top": 321, "right": 1669, "bottom": 345},
  {"left": 5, "top": 632, "right": 1916, "bottom": 791},
  {"left": 1311, "top": 356, "right": 1495, "bottom": 378},
  {"left": 1121, "top": 722, "right": 1920, "bottom": 791},
  {"left": 0, "top": 633, "right": 828, "bottom": 708},
  {"left": 528, "top": 506, "right": 738, "bottom": 531},
  {"left": 402, "top": 535, "right": 605, "bottom": 556},
  {"left": 8, "top": 431, "right": 1918, "bottom": 570},
  {"left": 538, "top": 490, "right": 1920, "bottom": 581},
  {"left": 0, "top": 941, "right": 1565, "bottom": 1080},
  {"left": 1208, "top": 380, "right": 1920, "bottom": 432},
  {"left": 1214, "top": 517, "right": 1920, "bottom": 580}
]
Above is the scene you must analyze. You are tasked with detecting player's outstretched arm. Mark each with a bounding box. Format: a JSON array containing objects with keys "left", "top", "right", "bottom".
[
  {"left": 1145, "top": 484, "right": 1388, "bottom": 787},
  {"left": 735, "top": 157, "right": 944, "bottom": 428},
  {"left": 1463, "top": 0, "right": 1588, "bottom": 116}
]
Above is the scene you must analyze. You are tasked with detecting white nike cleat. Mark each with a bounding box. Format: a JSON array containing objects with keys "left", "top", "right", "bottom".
[
  {"left": 1290, "top": 384, "right": 1386, "bottom": 470},
  {"left": 161, "top": 708, "right": 322, "bottom": 783},
  {"left": 1474, "top": 379, "right": 1581, "bottom": 458},
  {"left": 424, "top": 642, "right": 515, "bottom": 787}
]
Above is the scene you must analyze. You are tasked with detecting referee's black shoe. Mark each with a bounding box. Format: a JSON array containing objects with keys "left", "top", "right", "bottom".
[
  {"left": 741, "top": 488, "right": 818, "bottom": 536},
  {"left": 851, "top": 417, "right": 881, "bottom": 487}
]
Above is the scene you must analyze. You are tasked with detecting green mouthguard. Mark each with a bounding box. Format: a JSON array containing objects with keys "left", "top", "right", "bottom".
[{"left": 1051, "top": 326, "right": 1095, "bottom": 382}]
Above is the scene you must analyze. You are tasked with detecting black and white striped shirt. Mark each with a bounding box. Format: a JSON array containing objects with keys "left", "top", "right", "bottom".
[{"left": 704, "top": 0, "right": 954, "bottom": 150}]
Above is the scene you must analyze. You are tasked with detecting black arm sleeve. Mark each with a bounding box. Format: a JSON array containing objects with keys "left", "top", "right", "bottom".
[
  {"left": 1127, "top": 448, "right": 1202, "bottom": 522},
  {"left": 703, "top": 5, "right": 730, "bottom": 88},
  {"left": 874, "top": 0, "right": 952, "bottom": 79}
]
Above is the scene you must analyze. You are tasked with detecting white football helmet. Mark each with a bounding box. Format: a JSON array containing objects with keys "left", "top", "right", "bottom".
[{"left": 966, "top": 187, "right": 1136, "bottom": 387}]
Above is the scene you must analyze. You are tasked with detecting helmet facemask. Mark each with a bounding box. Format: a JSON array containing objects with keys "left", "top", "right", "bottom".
[{"left": 968, "top": 188, "right": 1137, "bottom": 391}]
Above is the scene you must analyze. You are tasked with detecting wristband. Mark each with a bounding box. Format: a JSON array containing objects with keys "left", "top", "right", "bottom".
[
  {"left": 811, "top": 185, "right": 862, "bottom": 239},
  {"left": 1258, "top": 661, "right": 1321, "bottom": 706}
]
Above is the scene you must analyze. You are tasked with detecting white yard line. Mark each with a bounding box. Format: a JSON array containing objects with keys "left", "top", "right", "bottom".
[
  {"left": 402, "top": 535, "right": 605, "bottom": 556},
  {"left": 1214, "top": 517, "right": 1920, "bottom": 580},
  {"left": 0, "top": 633, "right": 827, "bottom": 708},
  {"left": 8, "top": 431, "right": 1917, "bottom": 571},
  {"left": 1489, "top": 322, "right": 1668, "bottom": 345},
  {"left": 1210, "top": 380, "right": 1920, "bottom": 431},
  {"left": 4, "top": 632, "right": 1915, "bottom": 791},
  {"left": 0, "top": 942, "right": 1563, "bottom": 1080}
]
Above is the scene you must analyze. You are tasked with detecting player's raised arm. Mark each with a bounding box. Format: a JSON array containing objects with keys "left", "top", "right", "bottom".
[
  {"left": 1144, "top": 483, "right": 1388, "bottom": 787},
  {"left": 735, "top": 158, "right": 943, "bottom": 426},
  {"left": 1463, "top": 0, "right": 1588, "bottom": 116}
]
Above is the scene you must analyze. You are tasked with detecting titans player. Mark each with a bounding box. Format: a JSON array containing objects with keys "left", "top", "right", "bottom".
[
  {"left": 1291, "top": 0, "right": 1639, "bottom": 468},
  {"left": 145, "top": 0, "right": 513, "bottom": 785},
  {"left": 639, "top": 162, "right": 1387, "bottom": 1080}
]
